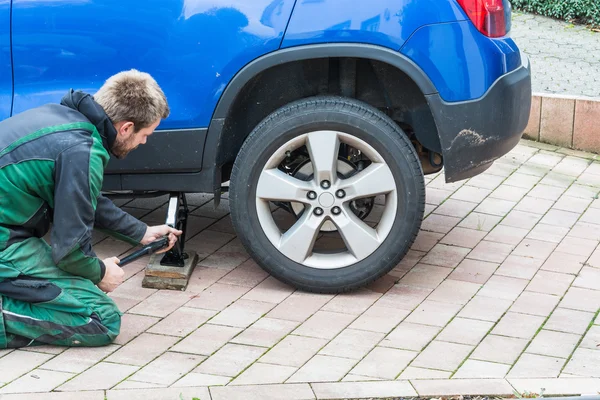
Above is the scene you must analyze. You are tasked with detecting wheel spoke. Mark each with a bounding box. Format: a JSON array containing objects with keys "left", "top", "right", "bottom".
[
  {"left": 257, "top": 169, "right": 313, "bottom": 202},
  {"left": 277, "top": 211, "right": 323, "bottom": 263},
  {"left": 334, "top": 209, "right": 381, "bottom": 260},
  {"left": 306, "top": 131, "right": 340, "bottom": 185},
  {"left": 338, "top": 163, "right": 395, "bottom": 200}
]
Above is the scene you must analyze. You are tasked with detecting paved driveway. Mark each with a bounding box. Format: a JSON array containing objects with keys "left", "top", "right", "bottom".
[{"left": 0, "top": 140, "right": 599, "bottom": 399}]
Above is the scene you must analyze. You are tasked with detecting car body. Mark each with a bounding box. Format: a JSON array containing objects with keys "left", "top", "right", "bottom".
[{"left": 0, "top": 0, "right": 532, "bottom": 292}]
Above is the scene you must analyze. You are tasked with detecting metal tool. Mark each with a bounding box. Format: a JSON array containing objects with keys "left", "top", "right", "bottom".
[{"left": 118, "top": 237, "right": 169, "bottom": 267}]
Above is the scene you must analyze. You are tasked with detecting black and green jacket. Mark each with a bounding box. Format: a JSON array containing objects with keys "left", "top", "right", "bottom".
[{"left": 0, "top": 90, "right": 147, "bottom": 284}]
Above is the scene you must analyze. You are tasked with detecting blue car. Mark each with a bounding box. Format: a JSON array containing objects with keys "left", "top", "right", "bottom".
[{"left": 0, "top": 0, "right": 531, "bottom": 293}]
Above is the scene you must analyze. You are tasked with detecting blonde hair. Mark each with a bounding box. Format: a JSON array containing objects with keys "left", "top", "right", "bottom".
[{"left": 94, "top": 69, "right": 170, "bottom": 130}]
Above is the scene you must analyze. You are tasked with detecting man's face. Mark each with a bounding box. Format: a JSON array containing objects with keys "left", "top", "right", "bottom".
[{"left": 112, "top": 119, "right": 161, "bottom": 159}]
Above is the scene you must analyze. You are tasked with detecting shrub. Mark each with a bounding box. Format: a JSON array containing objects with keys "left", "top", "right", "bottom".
[{"left": 512, "top": 0, "right": 600, "bottom": 27}]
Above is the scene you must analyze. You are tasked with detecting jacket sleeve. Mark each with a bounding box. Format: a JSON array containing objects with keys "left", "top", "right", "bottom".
[
  {"left": 51, "top": 140, "right": 106, "bottom": 284},
  {"left": 94, "top": 194, "right": 147, "bottom": 246}
]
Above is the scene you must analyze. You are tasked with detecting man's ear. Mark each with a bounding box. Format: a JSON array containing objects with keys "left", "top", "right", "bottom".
[{"left": 114, "top": 121, "right": 135, "bottom": 137}]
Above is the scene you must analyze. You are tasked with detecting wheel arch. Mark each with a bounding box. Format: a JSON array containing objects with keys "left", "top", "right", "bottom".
[{"left": 203, "top": 43, "right": 441, "bottom": 198}]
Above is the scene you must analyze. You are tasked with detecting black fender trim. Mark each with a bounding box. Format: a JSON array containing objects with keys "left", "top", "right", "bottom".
[{"left": 203, "top": 43, "right": 439, "bottom": 195}]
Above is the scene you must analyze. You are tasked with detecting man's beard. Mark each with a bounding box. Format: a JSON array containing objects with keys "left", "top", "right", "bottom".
[{"left": 112, "top": 135, "right": 138, "bottom": 159}]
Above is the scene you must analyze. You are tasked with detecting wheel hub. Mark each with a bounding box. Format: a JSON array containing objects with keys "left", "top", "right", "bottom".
[{"left": 318, "top": 192, "right": 335, "bottom": 208}]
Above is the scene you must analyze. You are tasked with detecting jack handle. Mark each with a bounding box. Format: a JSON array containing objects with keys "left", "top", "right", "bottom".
[{"left": 118, "top": 237, "right": 169, "bottom": 267}]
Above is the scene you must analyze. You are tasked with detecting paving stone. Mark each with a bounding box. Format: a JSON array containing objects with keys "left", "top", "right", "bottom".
[
  {"left": 231, "top": 363, "right": 297, "bottom": 385},
  {"left": 341, "top": 374, "right": 384, "bottom": 382},
  {"left": 526, "top": 330, "right": 581, "bottom": 359},
  {"left": 321, "top": 289, "right": 381, "bottom": 315},
  {"left": 350, "top": 347, "right": 417, "bottom": 379},
  {"left": 218, "top": 259, "right": 269, "bottom": 287},
  {"left": 453, "top": 360, "right": 510, "bottom": 379},
  {"left": 512, "top": 239, "right": 557, "bottom": 259},
  {"left": 539, "top": 172, "right": 576, "bottom": 189},
  {"left": 405, "top": 300, "right": 462, "bottom": 327},
  {"left": 41, "top": 345, "right": 120, "bottom": 374},
  {"left": 185, "top": 266, "right": 229, "bottom": 293},
  {"left": 127, "top": 352, "right": 204, "bottom": 386},
  {"left": 114, "top": 314, "right": 160, "bottom": 345},
  {"left": 58, "top": 362, "right": 139, "bottom": 391},
  {"left": 107, "top": 387, "right": 212, "bottom": 400},
  {"left": 468, "top": 241, "right": 514, "bottom": 263},
  {"left": 3, "top": 392, "right": 104, "bottom": 400},
  {"left": 451, "top": 186, "right": 492, "bottom": 203},
  {"left": 399, "top": 264, "right": 452, "bottom": 289},
  {"left": 113, "top": 380, "right": 165, "bottom": 389},
  {"left": 541, "top": 251, "right": 588, "bottom": 274},
  {"left": 563, "top": 348, "right": 600, "bottom": 378},
  {"left": 412, "top": 231, "right": 445, "bottom": 252},
  {"left": 458, "top": 212, "right": 502, "bottom": 232},
  {"left": 447, "top": 259, "right": 498, "bottom": 284},
  {"left": 349, "top": 306, "right": 411, "bottom": 333},
  {"left": 194, "top": 343, "right": 266, "bottom": 377},
  {"left": 110, "top": 273, "right": 157, "bottom": 302},
  {"left": 312, "top": 381, "right": 417, "bottom": 398},
  {"left": 0, "top": 369, "right": 74, "bottom": 394},
  {"left": 528, "top": 184, "right": 566, "bottom": 201},
  {"left": 472, "top": 335, "right": 529, "bottom": 365},
  {"left": 293, "top": 311, "right": 356, "bottom": 340},
  {"left": 515, "top": 196, "right": 555, "bottom": 215},
  {"left": 436, "top": 317, "right": 494, "bottom": 346},
  {"left": 492, "top": 312, "right": 546, "bottom": 340},
  {"left": 410, "top": 341, "right": 473, "bottom": 372},
  {"left": 509, "top": 378, "right": 600, "bottom": 397},
  {"left": 170, "top": 324, "right": 243, "bottom": 356},
  {"left": 530, "top": 220, "right": 573, "bottom": 243},
  {"left": 185, "top": 283, "right": 250, "bottom": 311},
  {"left": 556, "top": 236, "right": 599, "bottom": 257},
  {"left": 230, "top": 317, "right": 299, "bottom": 348},
  {"left": 375, "top": 285, "right": 433, "bottom": 311},
  {"left": 553, "top": 196, "right": 593, "bottom": 213},
  {"left": 570, "top": 222, "right": 600, "bottom": 242},
  {"left": 581, "top": 207, "right": 600, "bottom": 225},
  {"left": 0, "top": 350, "right": 54, "bottom": 384},
  {"left": 380, "top": 322, "right": 440, "bottom": 352},
  {"left": 260, "top": 335, "right": 328, "bottom": 367},
  {"left": 504, "top": 173, "right": 542, "bottom": 190},
  {"left": 267, "top": 292, "right": 334, "bottom": 322},
  {"left": 496, "top": 255, "right": 543, "bottom": 280},
  {"left": 458, "top": 295, "right": 513, "bottom": 322},
  {"left": 510, "top": 291, "right": 560, "bottom": 317},
  {"left": 544, "top": 308, "right": 594, "bottom": 335},
  {"left": 426, "top": 188, "right": 454, "bottom": 206},
  {"left": 589, "top": 247, "right": 600, "bottom": 268},
  {"left": 560, "top": 287, "right": 600, "bottom": 313},
  {"left": 240, "top": 276, "right": 295, "bottom": 304},
  {"left": 573, "top": 266, "right": 600, "bottom": 290},
  {"left": 210, "top": 299, "right": 276, "bottom": 329},
  {"left": 421, "top": 214, "right": 462, "bottom": 234},
  {"left": 146, "top": 307, "right": 216, "bottom": 337},
  {"left": 287, "top": 355, "right": 357, "bottom": 383},
  {"left": 508, "top": 353, "right": 565, "bottom": 378},
  {"left": 490, "top": 185, "right": 529, "bottom": 202},
  {"left": 466, "top": 173, "right": 505, "bottom": 190},
  {"left": 427, "top": 279, "right": 481, "bottom": 305},
  {"left": 106, "top": 333, "right": 179, "bottom": 366},
  {"left": 210, "top": 383, "right": 315, "bottom": 400},
  {"left": 128, "top": 290, "right": 193, "bottom": 318},
  {"left": 420, "top": 244, "right": 470, "bottom": 268},
  {"left": 478, "top": 275, "right": 528, "bottom": 301},
  {"left": 319, "top": 329, "right": 384, "bottom": 360},
  {"left": 171, "top": 372, "right": 231, "bottom": 387},
  {"left": 563, "top": 184, "right": 600, "bottom": 199},
  {"left": 580, "top": 325, "right": 600, "bottom": 350},
  {"left": 440, "top": 227, "right": 486, "bottom": 249},
  {"left": 398, "top": 367, "right": 452, "bottom": 380},
  {"left": 501, "top": 210, "right": 542, "bottom": 230},
  {"left": 485, "top": 225, "right": 529, "bottom": 245}
]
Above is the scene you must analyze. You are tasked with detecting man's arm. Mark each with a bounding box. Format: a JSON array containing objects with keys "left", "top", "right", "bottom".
[
  {"left": 51, "top": 139, "right": 107, "bottom": 284},
  {"left": 94, "top": 194, "right": 147, "bottom": 246}
]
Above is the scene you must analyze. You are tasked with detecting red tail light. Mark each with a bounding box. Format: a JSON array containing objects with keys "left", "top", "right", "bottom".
[{"left": 457, "top": 0, "right": 507, "bottom": 38}]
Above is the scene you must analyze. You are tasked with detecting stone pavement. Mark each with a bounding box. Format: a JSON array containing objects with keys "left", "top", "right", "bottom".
[
  {"left": 1, "top": 140, "right": 600, "bottom": 399},
  {"left": 511, "top": 12, "right": 600, "bottom": 99}
]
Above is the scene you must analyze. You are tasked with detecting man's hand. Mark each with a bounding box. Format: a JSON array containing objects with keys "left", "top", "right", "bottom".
[
  {"left": 141, "top": 225, "right": 183, "bottom": 254},
  {"left": 98, "top": 257, "right": 124, "bottom": 293}
]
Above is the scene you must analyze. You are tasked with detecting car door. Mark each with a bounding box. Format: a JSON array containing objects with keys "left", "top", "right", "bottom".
[
  {"left": 0, "top": 0, "right": 11, "bottom": 121},
  {"left": 10, "top": 0, "right": 296, "bottom": 178}
]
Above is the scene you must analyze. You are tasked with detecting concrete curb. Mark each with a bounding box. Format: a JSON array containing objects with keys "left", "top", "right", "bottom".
[{"left": 524, "top": 92, "right": 600, "bottom": 154}]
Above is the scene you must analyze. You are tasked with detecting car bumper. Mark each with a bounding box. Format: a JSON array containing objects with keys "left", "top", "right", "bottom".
[{"left": 426, "top": 52, "right": 532, "bottom": 183}]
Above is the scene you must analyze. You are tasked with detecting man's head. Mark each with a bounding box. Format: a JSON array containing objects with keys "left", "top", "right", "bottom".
[{"left": 94, "top": 69, "right": 170, "bottom": 159}]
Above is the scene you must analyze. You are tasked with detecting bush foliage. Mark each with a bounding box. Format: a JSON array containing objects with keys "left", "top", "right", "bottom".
[{"left": 512, "top": 0, "right": 600, "bottom": 27}]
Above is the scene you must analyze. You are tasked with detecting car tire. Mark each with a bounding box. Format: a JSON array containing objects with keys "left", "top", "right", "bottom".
[{"left": 229, "top": 96, "right": 425, "bottom": 293}]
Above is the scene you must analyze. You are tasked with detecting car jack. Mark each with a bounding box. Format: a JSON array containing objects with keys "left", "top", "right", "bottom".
[{"left": 141, "top": 192, "right": 199, "bottom": 291}]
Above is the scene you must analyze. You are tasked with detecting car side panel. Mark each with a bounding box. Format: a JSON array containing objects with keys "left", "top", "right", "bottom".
[
  {"left": 10, "top": 0, "right": 296, "bottom": 130},
  {"left": 281, "top": 0, "right": 466, "bottom": 51},
  {"left": 0, "top": 0, "right": 11, "bottom": 120},
  {"left": 400, "top": 20, "right": 522, "bottom": 101}
]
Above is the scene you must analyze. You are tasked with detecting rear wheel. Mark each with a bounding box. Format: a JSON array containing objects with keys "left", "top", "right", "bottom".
[{"left": 229, "top": 96, "right": 425, "bottom": 293}]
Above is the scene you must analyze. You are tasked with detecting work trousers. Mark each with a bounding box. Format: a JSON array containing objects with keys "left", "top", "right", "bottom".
[{"left": 0, "top": 237, "right": 120, "bottom": 348}]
